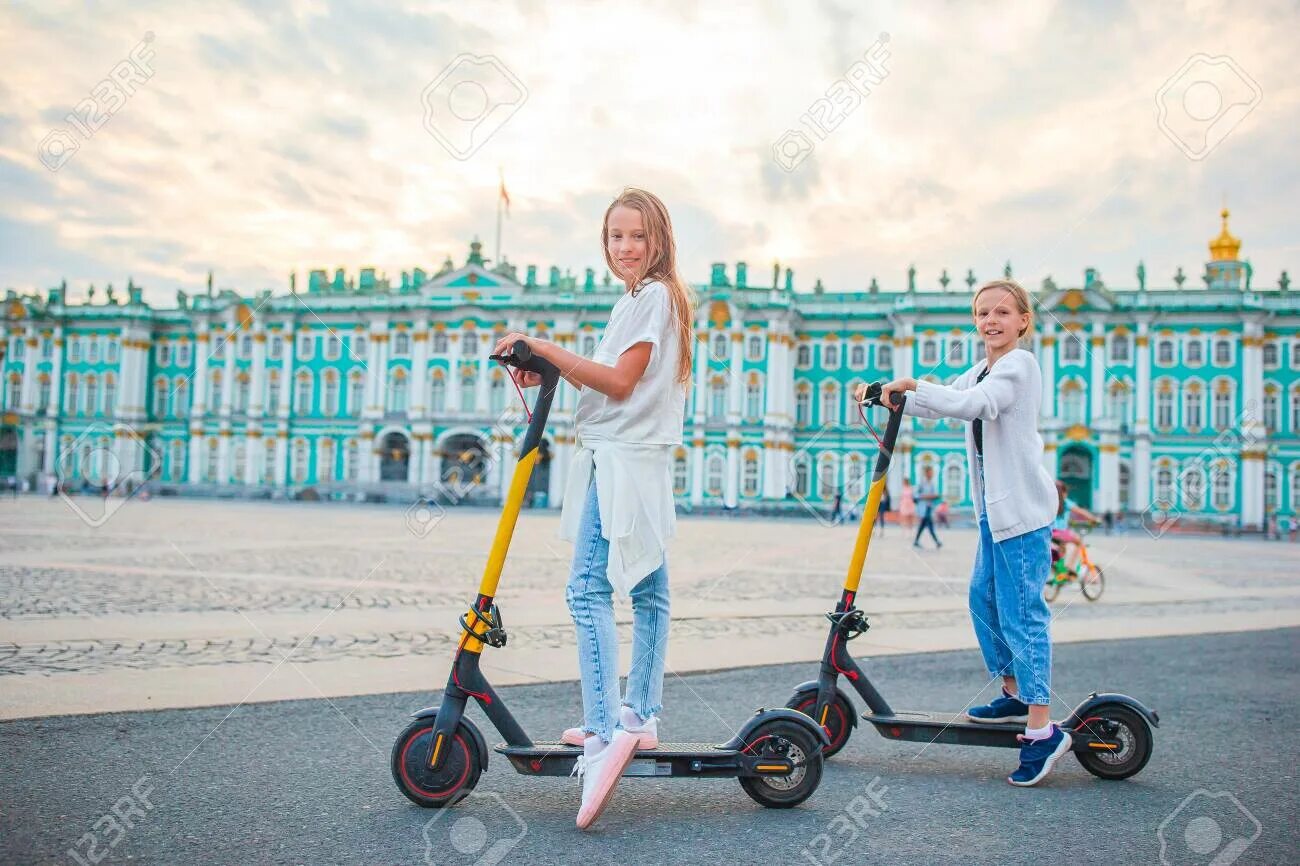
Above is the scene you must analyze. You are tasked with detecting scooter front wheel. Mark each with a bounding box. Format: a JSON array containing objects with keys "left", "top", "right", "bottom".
[
  {"left": 391, "top": 715, "right": 484, "bottom": 807},
  {"left": 738, "top": 717, "right": 823, "bottom": 808},
  {"left": 787, "top": 689, "right": 854, "bottom": 757}
]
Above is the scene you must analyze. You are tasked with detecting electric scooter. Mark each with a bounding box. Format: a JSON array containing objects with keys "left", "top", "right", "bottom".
[
  {"left": 392, "top": 341, "right": 828, "bottom": 809},
  {"left": 786, "top": 382, "right": 1157, "bottom": 780}
]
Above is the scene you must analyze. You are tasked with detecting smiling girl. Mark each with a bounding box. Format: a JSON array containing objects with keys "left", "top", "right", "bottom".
[
  {"left": 493, "top": 188, "right": 694, "bottom": 827},
  {"left": 855, "top": 279, "right": 1066, "bottom": 787}
]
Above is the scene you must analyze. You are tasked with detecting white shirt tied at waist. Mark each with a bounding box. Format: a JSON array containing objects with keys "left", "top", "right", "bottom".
[{"left": 558, "top": 437, "right": 676, "bottom": 597}]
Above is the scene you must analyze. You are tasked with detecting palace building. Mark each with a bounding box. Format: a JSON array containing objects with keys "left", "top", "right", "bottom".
[{"left": 2, "top": 211, "right": 1297, "bottom": 528}]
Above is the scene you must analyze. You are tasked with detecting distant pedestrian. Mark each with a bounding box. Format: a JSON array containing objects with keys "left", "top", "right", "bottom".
[
  {"left": 830, "top": 490, "right": 844, "bottom": 525},
  {"left": 898, "top": 478, "right": 916, "bottom": 529},
  {"left": 935, "top": 500, "right": 950, "bottom": 528},
  {"left": 876, "top": 486, "right": 891, "bottom": 536},
  {"left": 912, "top": 466, "right": 942, "bottom": 549}
]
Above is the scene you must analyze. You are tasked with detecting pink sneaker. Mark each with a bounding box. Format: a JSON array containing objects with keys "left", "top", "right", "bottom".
[
  {"left": 561, "top": 714, "right": 659, "bottom": 749},
  {"left": 574, "top": 731, "right": 639, "bottom": 830}
]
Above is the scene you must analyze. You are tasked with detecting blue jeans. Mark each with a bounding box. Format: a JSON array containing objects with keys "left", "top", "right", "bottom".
[
  {"left": 970, "top": 457, "right": 1053, "bottom": 705},
  {"left": 566, "top": 480, "right": 671, "bottom": 743}
]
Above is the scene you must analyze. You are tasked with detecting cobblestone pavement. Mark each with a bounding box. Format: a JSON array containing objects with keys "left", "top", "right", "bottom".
[{"left": 3, "top": 495, "right": 1298, "bottom": 718}]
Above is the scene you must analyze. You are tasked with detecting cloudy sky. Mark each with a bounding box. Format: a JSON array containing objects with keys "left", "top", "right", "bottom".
[{"left": 1, "top": 0, "right": 1296, "bottom": 304}]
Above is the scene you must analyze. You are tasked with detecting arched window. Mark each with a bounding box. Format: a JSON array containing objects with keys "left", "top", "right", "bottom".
[
  {"left": 1213, "top": 339, "right": 1231, "bottom": 365},
  {"left": 350, "top": 334, "right": 367, "bottom": 361},
  {"left": 322, "top": 371, "right": 339, "bottom": 416},
  {"left": 943, "top": 460, "right": 965, "bottom": 502},
  {"left": 235, "top": 374, "right": 251, "bottom": 413},
  {"left": 266, "top": 369, "right": 280, "bottom": 413},
  {"left": 394, "top": 331, "right": 410, "bottom": 355},
  {"left": 823, "top": 341, "right": 840, "bottom": 369},
  {"left": 817, "top": 453, "right": 838, "bottom": 499},
  {"left": 345, "top": 439, "right": 360, "bottom": 481},
  {"left": 232, "top": 439, "right": 247, "bottom": 483},
  {"left": 5, "top": 373, "right": 21, "bottom": 410},
  {"left": 711, "top": 333, "right": 727, "bottom": 360},
  {"left": 463, "top": 330, "right": 478, "bottom": 354},
  {"left": 1059, "top": 381, "right": 1085, "bottom": 425},
  {"left": 742, "top": 450, "right": 760, "bottom": 497},
  {"left": 460, "top": 369, "right": 477, "bottom": 412},
  {"left": 1183, "top": 383, "right": 1204, "bottom": 431},
  {"left": 84, "top": 374, "right": 99, "bottom": 416},
  {"left": 432, "top": 331, "right": 448, "bottom": 353},
  {"left": 295, "top": 372, "right": 313, "bottom": 415},
  {"left": 820, "top": 383, "right": 839, "bottom": 425},
  {"left": 705, "top": 453, "right": 725, "bottom": 496},
  {"left": 318, "top": 438, "right": 337, "bottom": 482},
  {"left": 37, "top": 374, "right": 51, "bottom": 413},
  {"left": 1211, "top": 462, "right": 1232, "bottom": 510},
  {"left": 795, "top": 384, "right": 811, "bottom": 427},
  {"left": 796, "top": 344, "right": 811, "bottom": 367},
  {"left": 877, "top": 343, "right": 892, "bottom": 370},
  {"left": 793, "top": 455, "right": 810, "bottom": 497},
  {"left": 174, "top": 377, "right": 190, "bottom": 416},
  {"left": 153, "top": 377, "right": 168, "bottom": 417},
  {"left": 205, "top": 438, "right": 219, "bottom": 482},
  {"left": 169, "top": 439, "right": 186, "bottom": 482},
  {"left": 1185, "top": 338, "right": 1203, "bottom": 365},
  {"left": 348, "top": 371, "right": 363, "bottom": 417},
  {"left": 291, "top": 438, "right": 309, "bottom": 483},
  {"left": 745, "top": 376, "right": 763, "bottom": 420},
  {"left": 1263, "top": 385, "right": 1280, "bottom": 432},
  {"left": 264, "top": 438, "right": 279, "bottom": 483},
  {"left": 1154, "top": 463, "right": 1175, "bottom": 509},
  {"left": 1212, "top": 382, "right": 1233, "bottom": 431},
  {"left": 430, "top": 370, "right": 446, "bottom": 413},
  {"left": 1264, "top": 463, "right": 1280, "bottom": 511},
  {"left": 672, "top": 449, "right": 688, "bottom": 495},
  {"left": 103, "top": 373, "right": 116, "bottom": 417},
  {"left": 489, "top": 371, "right": 506, "bottom": 413},
  {"left": 1155, "top": 381, "right": 1175, "bottom": 431},
  {"left": 581, "top": 334, "right": 597, "bottom": 356},
  {"left": 388, "top": 369, "right": 408, "bottom": 413},
  {"left": 844, "top": 454, "right": 865, "bottom": 502},
  {"left": 849, "top": 343, "right": 866, "bottom": 369},
  {"left": 746, "top": 335, "right": 764, "bottom": 360},
  {"left": 1156, "top": 337, "right": 1174, "bottom": 365},
  {"left": 1180, "top": 463, "right": 1205, "bottom": 510},
  {"left": 209, "top": 369, "right": 223, "bottom": 411},
  {"left": 708, "top": 378, "right": 726, "bottom": 421}
]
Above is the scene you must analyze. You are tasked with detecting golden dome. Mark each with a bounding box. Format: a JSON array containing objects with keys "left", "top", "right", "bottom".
[{"left": 1209, "top": 208, "right": 1240, "bottom": 261}]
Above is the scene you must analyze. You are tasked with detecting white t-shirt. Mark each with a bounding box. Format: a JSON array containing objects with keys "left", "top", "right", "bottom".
[{"left": 573, "top": 280, "right": 685, "bottom": 445}]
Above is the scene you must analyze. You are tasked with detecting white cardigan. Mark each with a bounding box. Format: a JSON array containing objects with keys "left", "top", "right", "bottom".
[{"left": 906, "top": 348, "right": 1058, "bottom": 542}]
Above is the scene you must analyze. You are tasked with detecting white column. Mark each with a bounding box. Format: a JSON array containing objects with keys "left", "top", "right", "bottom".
[
  {"left": 410, "top": 326, "right": 429, "bottom": 417},
  {"left": 1239, "top": 323, "right": 1267, "bottom": 530},
  {"left": 1131, "top": 324, "right": 1152, "bottom": 514},
  {"left": 278, "top": 326, "right": 296, "bottom": 418},
  {"left": 19, "top": 328, "right": 38, "bottom": 413},
  {"left": 724, "top": 438, "right": 740, "bottom": 507},
  {"left": 1098, "top": 440, "right": 1119, "bottom": 513},
  {"left": 371, "top": 327, "right": 390, "bottom": 417},
  {"left": 1039, "top": 321, "right": 1057, "bottom": 420},
  {"left": 46, "top": 328, "right": 64, "bottom": 419},
  {"left": 245, "top": 434, "right": 264, "bottom": 485},
  {"left": 690, "top": 438, "right": 705, "bottom": 506},
  {"left": 447, "top": 330, "right": 463, "bottom": 413},
  {"left": 188, "top": 327, "right": 210, "bottom": 484},
  {"left": 692, "top": 331, "right": 708, "bottom": 425},
  {"left": 249, "top": 327, "right": 267, "bottom": 418},
  {"left": 420, "top": 433, "right": 437, "bottom": 485},
  {"left": 274, "top": 431, "right": 289, "bottom": 486},
  {"left": 219, "top": 327, "right": 235, "bottom": 416},
  {"left": 476, "top": 333, "right": 490, "bottom": 411},
  {"left": 727, "top": 329, "right": 744, "bottom": 422},
  {"left": 1089, "top": 321, "right": 1106, "bottom": 423}
]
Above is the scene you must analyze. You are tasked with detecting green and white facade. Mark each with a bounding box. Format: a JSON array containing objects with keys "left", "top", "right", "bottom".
[{"left": 2, "top": 214, "right": 1298, "bottom": 527}]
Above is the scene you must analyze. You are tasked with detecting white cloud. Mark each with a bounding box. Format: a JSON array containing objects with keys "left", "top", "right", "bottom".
[{"left": 0, "top": 0, "right": 1295, "bottom": 301}]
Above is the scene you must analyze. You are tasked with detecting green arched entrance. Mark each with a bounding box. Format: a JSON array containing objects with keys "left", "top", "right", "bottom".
[{"left": 1058, "top": 445, "right": 1093, "bottom": 509}]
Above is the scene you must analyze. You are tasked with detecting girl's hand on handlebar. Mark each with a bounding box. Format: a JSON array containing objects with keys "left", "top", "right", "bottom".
[
  {"left": 853, "top": 383, "right": 870, "bottom": 403},
  {"left": 879, "top": 377, "right": 917, "bottom": 411},
  {"left": 493, "top": 331, "right": 535, "bottom": 358},
  {"left": 511, "top": 368, "right": 543, "bottom": 389}
]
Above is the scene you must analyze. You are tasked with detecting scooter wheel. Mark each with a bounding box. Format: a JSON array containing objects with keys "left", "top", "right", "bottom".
[
  {"left": 1073, "top": 704, "right": 1153, "bottom": 780},
  {"left": 738, "top": 718, "right": 824, "bottom": 808},
  {"left": 1080, "top": 565, "right": 1105, "bottom": 601},
  {"left": 391, "top": 715, "right": 484, "bottom": 807},
  {"left": 787, "top": 690, "right": 854, "bottom": 757}
]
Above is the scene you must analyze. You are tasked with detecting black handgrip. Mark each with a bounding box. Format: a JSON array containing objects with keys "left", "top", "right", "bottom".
[
  {"left": 489, "top": 340, "right": 559, "bottom": 383},
  {"left": 859, "top": 381, "right": 904, "bottom": 410}
]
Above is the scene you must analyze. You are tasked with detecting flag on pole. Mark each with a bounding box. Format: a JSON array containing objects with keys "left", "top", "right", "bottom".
[{"left": 499, "top": 173, "right": 510, "bottom": 216}]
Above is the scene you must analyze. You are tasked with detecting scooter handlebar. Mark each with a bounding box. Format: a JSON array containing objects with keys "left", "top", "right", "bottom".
[
  {"left": 859, "top": 381, "right": 905, "bottom": 410},
  {"left": 489, "top": 341, "right": 560, "bottom": 382}
]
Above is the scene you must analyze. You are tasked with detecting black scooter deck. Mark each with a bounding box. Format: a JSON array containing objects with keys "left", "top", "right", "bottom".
[
  {"left": 495, "top": 742, "right": 793, "bottom": 779},
  {"left": 863, "top": 710, "right": 1027, "bottom": 748}
]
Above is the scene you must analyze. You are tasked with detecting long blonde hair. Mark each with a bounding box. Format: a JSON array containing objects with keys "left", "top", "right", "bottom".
[
  {"left": 971, "top": 279, "right": 1035, "bottom": 339},
  {"left": 601, "top": 188, "right": 696, "bottom": 384}
]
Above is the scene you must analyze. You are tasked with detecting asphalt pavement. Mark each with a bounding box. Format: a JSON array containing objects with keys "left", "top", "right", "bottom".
[{"left": 3, "top": 628, "right": 1297, "bottom": 866}]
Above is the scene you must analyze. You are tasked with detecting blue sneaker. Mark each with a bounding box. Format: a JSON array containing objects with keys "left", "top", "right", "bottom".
[
  {"left": 965, "top": 688, "right": 1029, "bottom": 724},
  {"left": 1008, "top": 725, "right": 1073, "bottom": 787}
]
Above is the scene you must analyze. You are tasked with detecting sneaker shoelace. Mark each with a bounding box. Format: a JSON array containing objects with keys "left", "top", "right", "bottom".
[{"left": 570, "top": 755, "right": 588, "bottom": 779}]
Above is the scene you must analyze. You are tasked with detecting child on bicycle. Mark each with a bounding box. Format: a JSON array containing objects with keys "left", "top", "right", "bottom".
[
  {"left": 857, "top": 279, "right": 1068, "bottom": 786},
  {"left": 1052, "top": 479, "right": 1099, "bottom": 575}
]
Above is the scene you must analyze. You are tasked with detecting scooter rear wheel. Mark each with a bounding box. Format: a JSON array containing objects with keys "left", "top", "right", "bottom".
[
  {"left": 391, "top": 715, "right": 484, "bottom": 807},
  {"left": 737, "top": 718, "right": 823, "bottom": 808},
  {"left": 787, "top": 689, "right": 854, "bottom": 757},
  {"left": 1073, "top": 704, "right": 1152, "bottom": 780}
]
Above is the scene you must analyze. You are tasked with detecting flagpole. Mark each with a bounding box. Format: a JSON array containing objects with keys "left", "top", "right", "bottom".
[{"left": 495, "top": 169, "right": 504, "bottom": 268}]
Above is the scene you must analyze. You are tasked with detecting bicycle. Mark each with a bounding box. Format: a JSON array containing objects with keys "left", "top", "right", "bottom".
[{"left": 1045, "top": 522, "right": 1104, "bottom": 602}]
